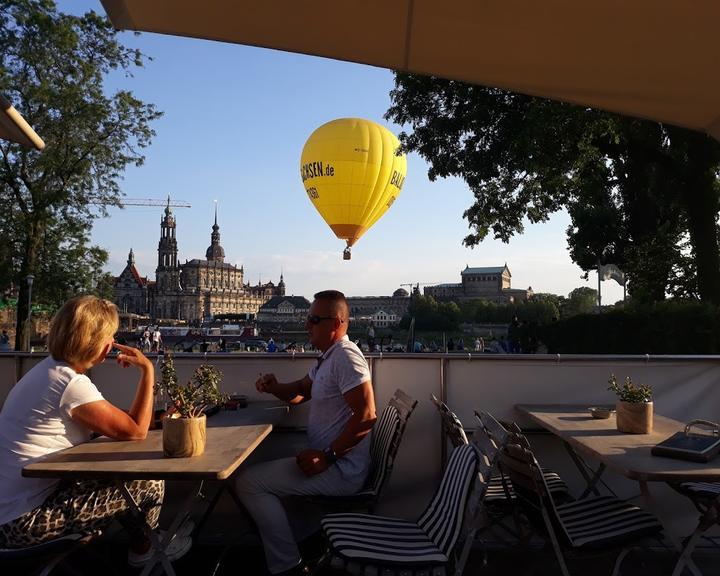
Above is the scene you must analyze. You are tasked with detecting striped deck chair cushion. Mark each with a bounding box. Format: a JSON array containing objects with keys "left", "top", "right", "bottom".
[
  {"left": 357, "top": 403, "right": 401, "bottom": 498},
  {"left": 556, "top": 496, "right": 662, "bottom": 548},
  {"left": 322, "top": 443, "right": 479, "bottom": 565},
  {"left": 321, "top": 513, "right": 448, "bottom": 565},
  {"left": 677, "top": 482, "right": 720, "bottom": 499},
  {"left": 486, "top": 468, "right": 569, "bottom": 502}
]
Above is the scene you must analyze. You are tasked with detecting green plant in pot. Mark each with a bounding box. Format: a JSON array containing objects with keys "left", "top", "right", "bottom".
[
  {"left": 608, "top": 374, "right": 653, "bottom": 434},
  {"left": 156, "top": 354, "right": 228, "bottom": 457}
]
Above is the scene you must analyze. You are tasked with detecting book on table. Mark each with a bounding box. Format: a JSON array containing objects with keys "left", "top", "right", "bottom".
[{"left": 652, "top": 420, "right": 720, "bottom": 463}]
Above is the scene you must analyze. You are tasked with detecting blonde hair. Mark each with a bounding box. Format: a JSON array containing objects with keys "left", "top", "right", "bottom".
[{"left": 48, "top": 296, "right": 119, "bottom": 366}]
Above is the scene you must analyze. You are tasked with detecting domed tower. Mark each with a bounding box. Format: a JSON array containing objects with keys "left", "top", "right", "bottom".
[
  {"left": 156, "top": 196, "right": 180, "bottom": 291},
  {"left": 205, "top": 204, "right": 225, "bottom": 263},
  {"left": 277, "top": 272, "right": 286, "bottom": 296}
]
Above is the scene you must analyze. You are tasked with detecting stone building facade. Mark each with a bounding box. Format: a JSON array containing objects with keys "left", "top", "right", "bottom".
[
  {"left": 257, "top": 296, "right": 312, "bottom": 324},
  {"left": 114, "top": 202, "right": 284, "bottom": 322},
  {"left": 424, "top": 265, "right": 532, "bottom": 303},
  {"left": 347, "top": 288, "right": 411, "bottom": 323}
]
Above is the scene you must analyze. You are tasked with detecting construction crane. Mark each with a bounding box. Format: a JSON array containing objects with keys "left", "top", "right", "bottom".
[
  {"left": 91, "top": 198, "right": 192, "bottom": 209},
  {"left": 119, "top": 198, "right": 191, "bottom": 208}
]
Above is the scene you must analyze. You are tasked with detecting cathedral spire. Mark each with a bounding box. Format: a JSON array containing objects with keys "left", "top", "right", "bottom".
[
  {"left": 128, "top": 248, "right": 135, "bottom": 266},
  {"left": 205, "top": 202, "right": 225, "bottom": 263}
]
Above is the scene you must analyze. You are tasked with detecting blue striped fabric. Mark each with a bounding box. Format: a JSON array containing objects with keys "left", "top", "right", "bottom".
[
  {"left": 502, "top": 443, "right": 662, "bottom": 550},
  {"left": 362, "top": 403, "right": 400, "bottom": 497},
  {"left": 678, "top": 482, "right": 720, "bottom": 498},
  {"left": 321, "top": 443, "right": 479, "bottom": 565},
  {"left": 556, "top": 496, "right": 662, "bottom": 548},
  {"left": 486, "top": 468, "right": 568, "bottom": 502}
]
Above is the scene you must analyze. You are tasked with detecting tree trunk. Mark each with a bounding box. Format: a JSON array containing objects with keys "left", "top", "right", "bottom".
[
  {"left": 679, "top": 133, "right": 720, "bottom": 304},
  {"left": 14, "top": 220, "right": 42, "bottom": 351}
]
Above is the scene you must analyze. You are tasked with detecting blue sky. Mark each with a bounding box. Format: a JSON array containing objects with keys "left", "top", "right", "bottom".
[{"left": 59, "top": 1, "right": 624, "bottom": 304}]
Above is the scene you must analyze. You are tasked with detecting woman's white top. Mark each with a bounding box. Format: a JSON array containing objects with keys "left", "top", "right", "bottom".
[{"left": 0, "top": 356, "right": 103, "bottom": 525}]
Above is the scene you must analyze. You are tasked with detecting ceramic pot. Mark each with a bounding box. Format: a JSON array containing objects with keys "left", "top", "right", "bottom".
[
  {"left": 162, "top": 414, "right": 206, "bottom": 457},
  {"left": 616, "top": 401, "right": 653, "bottom": 434}
]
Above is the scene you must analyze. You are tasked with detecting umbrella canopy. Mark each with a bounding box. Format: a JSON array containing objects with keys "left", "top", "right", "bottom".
[
  {"left": 100, "top": 0, "right": 720, "bottom": 139},
  {"left": 0, "top": 94, "right": 45, "bottom": 150}
]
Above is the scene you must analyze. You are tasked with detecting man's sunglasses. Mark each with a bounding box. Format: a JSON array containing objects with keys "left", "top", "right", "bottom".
[{"left": 306, "top": 315, "right": 342, "bottom": 325}]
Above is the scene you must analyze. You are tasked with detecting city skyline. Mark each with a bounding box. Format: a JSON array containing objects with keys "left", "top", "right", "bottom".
[{"left": 62, "top": 1, "right": 625, "bottom": 304}]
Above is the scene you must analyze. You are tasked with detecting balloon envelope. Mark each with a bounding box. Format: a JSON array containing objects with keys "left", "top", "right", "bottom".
[{"left": 300, "top": 118, "right": 407, "bottom": 252}]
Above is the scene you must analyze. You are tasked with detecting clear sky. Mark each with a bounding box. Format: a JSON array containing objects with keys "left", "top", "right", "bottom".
[{"left": 59, "top": 1, "right": 625, "bottom": 304}]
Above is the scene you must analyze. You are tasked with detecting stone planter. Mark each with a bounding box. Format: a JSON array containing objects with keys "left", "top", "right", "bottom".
[
  {"left": 616, "top": 401, "right": 653, "bottom": 434},
  {"left": 163, "top": 414, "right": 207, "bottom": 457}
]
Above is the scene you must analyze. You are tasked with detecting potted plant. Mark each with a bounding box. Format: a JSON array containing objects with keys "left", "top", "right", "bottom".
[
  {"left": 608, "top": 374, "right": 653, "bottom": 434},
  {"left": 156, "top": 354, "right": 228, "bottom": 457}
]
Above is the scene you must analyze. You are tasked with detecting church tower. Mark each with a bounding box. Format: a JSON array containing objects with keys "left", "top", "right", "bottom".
[
  {"left": 156, "top": 196, "right": 180, "bottom": 293},
  {"left": 205, "top": 204, "right": 226, "bottom": 263}
]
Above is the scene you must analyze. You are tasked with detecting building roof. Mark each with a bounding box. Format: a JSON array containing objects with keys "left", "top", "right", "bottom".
[
  {"left": 183, "top": 259, "right": 238, "bottom": 270},
  {"left": 461, "top": 265, "right": 510, "bottom": 276},
  {"left": 428, "top": 283, "right": 461, "bottom": 288},
  {"left": 259, "top": 296, "right": 311, "bottom": 310}
]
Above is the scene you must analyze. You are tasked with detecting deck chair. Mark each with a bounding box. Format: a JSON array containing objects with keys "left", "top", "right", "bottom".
[
  {"left": 475, "top": 410, "right": 570, "bottom": 504},
  {"left": 669, "top": 482, "right": 720, "bottom": 576},
  {"left": 500, "top": 437, "right": 663, "bottom": 576},
  {"left": 0, "top": 531, "right": 101, "bottom": 576},
  {"left": 309, "top": 388, "right": 418, "bottom": 512},
  {"left": 316, "top": 436, "right": 494, "bottom": 576},
  {"left": 430, "top": 393, "right": 469, "bottom": 448}
]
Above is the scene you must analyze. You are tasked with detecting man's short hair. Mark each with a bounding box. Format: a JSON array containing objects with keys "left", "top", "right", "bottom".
[
  {"left": 48, "top": 296, "right": 119, "bottom": 366},
  {"left": 314, "top": 290, "right": 349, "bottom": 320}
]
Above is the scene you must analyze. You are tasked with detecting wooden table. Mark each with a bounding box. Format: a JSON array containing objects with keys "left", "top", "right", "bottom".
[
  {"left": 516, "top": 404, "right": 720, "bottom": 576},
  {"left": 515, "top": 404, "right": 720, "bottom": 484},
  {"left": 23, "top": 421, "right": 273, "bottom": 576}
]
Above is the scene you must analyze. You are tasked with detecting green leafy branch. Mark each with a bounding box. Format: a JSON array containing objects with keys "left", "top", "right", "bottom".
[
  {"left": 156, "top": 354, "right": 228, "bottom": 418},
  {"left": 607, "top": 373, "right": 652, "bottom": 403}
]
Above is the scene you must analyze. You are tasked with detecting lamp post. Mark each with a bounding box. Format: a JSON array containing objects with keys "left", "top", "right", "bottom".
[{"left": 25, "top": 274, "right": 34, "bottom": 352}]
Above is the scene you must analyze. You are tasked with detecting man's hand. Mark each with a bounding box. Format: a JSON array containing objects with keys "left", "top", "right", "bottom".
[
  {"left": 256, "top": 373, "right": 278, "bottom": 394},
  {"left": 296, "top": 448, "right": 330, "bottom": 477}
]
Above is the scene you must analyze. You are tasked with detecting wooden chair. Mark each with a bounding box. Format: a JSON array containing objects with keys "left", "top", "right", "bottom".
[
  {"left": 316, "top": 436, "right": 494, "bottom": 576},
  {"left": 309, "top": 388, "right": 418, "bottom": 512},
  {"left": 475, "top": 410, "right": 570, "bottom": 504},
  {"left": 430, "top": 394, "right": 469, "bottom": 448},
  {"left": 670, "top": 482, "right": 720, "bottom": 576},
  {"left": 500, "top": 437, "right": 663, "bottom": 576}
]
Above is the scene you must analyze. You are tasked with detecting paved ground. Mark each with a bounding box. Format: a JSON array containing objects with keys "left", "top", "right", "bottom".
[
  {"left": 8, "top": 530, "right": 720, "bottom": 576},
  {"left": 6, "top": 480, "right": 720, "bottom": 575}
]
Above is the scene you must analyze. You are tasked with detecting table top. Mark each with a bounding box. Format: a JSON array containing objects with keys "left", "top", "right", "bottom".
[
  {"left": 515, "top": 404, "right": 720, "bottom": 482},
  {"left": 207, "top": 400, "right": 289, "bottom": 428},
  {"left": 23, "top": 424, "right": 272, "bottom": 481}
]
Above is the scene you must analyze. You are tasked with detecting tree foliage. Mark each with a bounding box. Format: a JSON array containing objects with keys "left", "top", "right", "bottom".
[
  {"left": 0, "top": 0, "right": 161, "bottom": 348},
  {"left": 386, "top": 74, "right": 720, "bottom": 304}
]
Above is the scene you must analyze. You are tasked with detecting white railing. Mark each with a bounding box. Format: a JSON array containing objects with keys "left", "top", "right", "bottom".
[{"left": 2, "top": 352, "right": 719, "bottom": 538}]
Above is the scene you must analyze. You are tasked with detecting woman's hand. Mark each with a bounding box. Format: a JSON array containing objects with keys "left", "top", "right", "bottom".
[{"left": 113, "top": 342, "right": 153, "bottom": 372}]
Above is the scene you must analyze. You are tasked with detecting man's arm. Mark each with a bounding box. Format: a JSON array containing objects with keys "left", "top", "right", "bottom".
[
  {"left": 296, "top": 380, "right": 377, "bottom": 476},
  {"left": 256, "top": 373, "right": 313, "bottom": 405}
]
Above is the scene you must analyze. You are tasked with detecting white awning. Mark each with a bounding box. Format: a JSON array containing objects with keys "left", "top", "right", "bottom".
[
  {"left": 0, "top": 94, "right": 45, "bottom": 150},
  {"left": 100, "top": 0, "right": 720, "bottom": 139}
]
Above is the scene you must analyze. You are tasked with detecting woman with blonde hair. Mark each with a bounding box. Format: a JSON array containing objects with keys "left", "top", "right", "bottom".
[{"left": 0, "top": 295, "right": 191, "bottom": 566}]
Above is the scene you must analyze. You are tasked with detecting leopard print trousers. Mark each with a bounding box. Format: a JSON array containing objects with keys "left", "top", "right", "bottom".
[{"left": 0, "top": 479, "right": 164, "bottom": 548}]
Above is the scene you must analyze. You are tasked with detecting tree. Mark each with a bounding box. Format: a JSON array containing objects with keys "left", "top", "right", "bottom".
[
  {"left": 0, "top": 1, "right": 161, "bottom": 349},
  {"left": 564, "top": 287, "right": 598, "bottom": 317},
  {"left": 385, "top": 75, "right": 720, "bottom": 304}
]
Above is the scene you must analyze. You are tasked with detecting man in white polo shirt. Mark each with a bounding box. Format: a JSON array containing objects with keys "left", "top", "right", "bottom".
[{"left": 236, "top": 290, "right": 376, "bottom": 576}]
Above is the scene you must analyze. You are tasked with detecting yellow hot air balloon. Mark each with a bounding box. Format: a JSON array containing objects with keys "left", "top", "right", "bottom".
[{"left": 300, "top": 118, "right": 407, "bottom": 259}]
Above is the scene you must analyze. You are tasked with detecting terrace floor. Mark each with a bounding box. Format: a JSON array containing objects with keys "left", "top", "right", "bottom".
[
  {"left": 13, "top": 532, "right": 720, "bottom": 576},
  {"left": 10, "top": 480, "right": 719, "bottom": 576}
]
